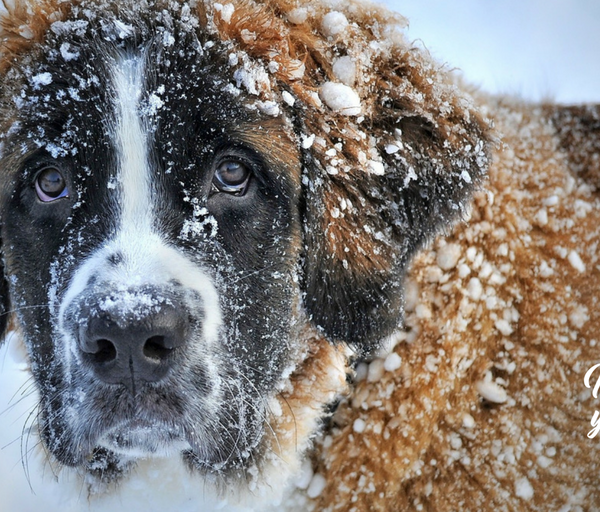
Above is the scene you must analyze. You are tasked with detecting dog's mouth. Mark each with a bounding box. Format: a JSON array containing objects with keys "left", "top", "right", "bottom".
[
  {"left": 86, "top": 406, "right": 265, "bottom": 474},
  {"left": 45, "top": 367, "right": 266, "bottom": 473},
  {"left": 97, "top": 417, "right": 190, "bottom": 457}
]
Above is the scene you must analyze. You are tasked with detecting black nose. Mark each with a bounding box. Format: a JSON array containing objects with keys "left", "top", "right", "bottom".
[{"left": 77, "top": 290, "right": 188, "bottom": 390}]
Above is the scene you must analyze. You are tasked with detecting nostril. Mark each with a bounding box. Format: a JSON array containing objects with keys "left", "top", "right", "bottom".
[
  {"left": 86, "top": 338, "right": 117, "bottom": 364},
  {"left": 75, "top": 289, "right": 189, "bottom": 386},
  {"left": 143, "top": 335, "right": 173, "bottom": 362}
]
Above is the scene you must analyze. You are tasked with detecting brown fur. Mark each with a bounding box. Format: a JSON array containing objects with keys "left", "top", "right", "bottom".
[
  {"left": 547, "top": 104, "right": 600, "bottom": 190},
  {"left": 236, "top": 117, "right": 302, "bottom": 187},
  {"left": 310, "top": 99, "right": 600, "bottom": 510},
  {"left": 0, "top": 0, "right": 72, "bottom": 72},
  {"left": 1, "top": 1, "right": 599, "bottom": 510},
  {"left": 269, "top": 332, "right": 349, "bottom": 474}
]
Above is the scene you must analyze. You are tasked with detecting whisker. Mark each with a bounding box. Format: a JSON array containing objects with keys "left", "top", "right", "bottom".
[
  {"left": 19, "top": 389, "right": 65, "bottom": 488},
  {"left": 229, "top": 366, "right": 286, "bottom": 463},
  {"left": 276, "top": 393, "right": 299, "bottom": 452},
  {"left": 20, "top": 401, "right": 42, "bottom": 492},
  {"left": 0, "top": 303, "right": 51, "bottom": 319},
  {"left": 218, "top": 380, "right": 248, "bottom": 467},
  {"left": 0, "top": 379, "right": 38, "bottom": 418}
]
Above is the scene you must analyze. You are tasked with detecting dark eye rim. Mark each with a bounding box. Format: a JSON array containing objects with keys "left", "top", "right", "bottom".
[
  {"left": 211, "top": 150, "right": 258, "bottom": 197},
  {"left": 33, "top": 166, "right": 69, "bottom": 203},
  {"left": 212, "top": 160, "right": 251, "bottom": 195}
]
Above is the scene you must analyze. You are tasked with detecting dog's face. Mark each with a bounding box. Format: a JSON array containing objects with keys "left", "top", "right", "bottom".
[
  {"left": 1, "top": 17, "right": 303, "bottom": 474},
  {"left": 0, "top": 0, "right": 490, "bottom": 489}
]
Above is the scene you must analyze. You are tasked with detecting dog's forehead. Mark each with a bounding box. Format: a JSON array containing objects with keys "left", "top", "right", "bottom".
[
  {"left": 0, "top": 8, "right": 300, "bottom": 187},
  {"left": 9, "top": 39, "right": 235, "bottom": 150}
]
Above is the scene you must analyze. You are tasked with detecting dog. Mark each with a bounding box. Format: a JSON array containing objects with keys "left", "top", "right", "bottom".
[{"left": 0, "top": 0, "right": 599, "bottom": 510}]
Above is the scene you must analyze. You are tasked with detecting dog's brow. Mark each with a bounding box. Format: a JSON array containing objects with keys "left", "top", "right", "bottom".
[{"left": 234, "top": 119, "right": 301, "bottom": 185}]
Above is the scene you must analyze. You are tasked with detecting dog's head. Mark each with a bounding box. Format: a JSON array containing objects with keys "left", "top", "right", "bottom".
[{"left": 0, "top": 0, "right": 489, "bottom": 490}]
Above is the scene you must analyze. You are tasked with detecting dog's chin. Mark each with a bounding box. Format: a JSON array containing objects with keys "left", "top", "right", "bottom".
[
  {"left": 97, "top": 420, "right": 191, "bottom": 459},
  {"left": 93, "top": 418, "right": 261, "bottom": 473}
]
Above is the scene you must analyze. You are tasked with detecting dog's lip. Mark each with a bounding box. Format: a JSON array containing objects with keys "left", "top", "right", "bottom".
[{"left": 98, "top": 418, "right": 190, "bottom": 456}]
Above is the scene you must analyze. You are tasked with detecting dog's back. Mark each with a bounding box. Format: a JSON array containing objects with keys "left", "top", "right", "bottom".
[{"left": 310, "top": 100, "right": 600, "bottom": 511}]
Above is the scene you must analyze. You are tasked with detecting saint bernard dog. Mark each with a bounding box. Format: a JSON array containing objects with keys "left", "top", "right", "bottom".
[{"left": 0, "top": 0, "right": 599, "bottom": 510}]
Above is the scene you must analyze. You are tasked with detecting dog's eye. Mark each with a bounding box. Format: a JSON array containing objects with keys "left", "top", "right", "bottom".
[
  {"left": 212, "top": 160, "right": 251, "bottom": 196},
  {"left": 35, "top": 167, "right": 69, "bottom": 202}
]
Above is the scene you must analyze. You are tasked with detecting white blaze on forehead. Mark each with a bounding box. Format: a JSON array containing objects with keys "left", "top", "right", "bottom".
[
  {"left": 112, "top": 55, "right": 153, "bottom": 240},
  {"left": 57, "top": 54, "right": 222, "bottom": 348}
]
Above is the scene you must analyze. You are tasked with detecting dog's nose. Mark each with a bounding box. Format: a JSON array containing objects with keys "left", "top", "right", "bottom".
[{"left": 77, "top": 291, "right": 188, "bottom": 389}]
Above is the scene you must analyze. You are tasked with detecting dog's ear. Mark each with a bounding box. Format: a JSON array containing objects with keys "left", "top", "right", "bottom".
[
  {"left": 291, "top": 18, "right": 492, "bottom": 351},
  {"left": 300, "top": 94, "right": 490, "bottom": 350}
]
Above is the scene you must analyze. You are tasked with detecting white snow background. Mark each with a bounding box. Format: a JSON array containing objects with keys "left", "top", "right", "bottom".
[{"left": 0, "top": 1, "right": 599, "bottom": 510}]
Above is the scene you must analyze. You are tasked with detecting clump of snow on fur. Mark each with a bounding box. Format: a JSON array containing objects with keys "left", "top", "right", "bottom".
[
  {"left": 232, "top": 53, "right": 271, "bottom": 96},
  {"left": 462, "top": 413, "right": 475, "bottom": 429},
  {"left": 384, "top": 352, "right": 402, "bottom": 372},
  {"left": 281, "top": 90, "right": 295, "bottom": 107},
  {"left": 31, "top": 72, "right": 53, "bottom": 88},
  {"left": 319, "top": 82, "right": 361, "bottom": 116},
  {"left": 306, "top": 473, "right": 327, "bottom": 499},
  {"left": 476, "top": 377, "right": 508, "bottom": 404},
  {"left": 332, "top": 56, "right": 356, "bottom": 86},
  {"left": 567, "top": 250, "right": 585, "bottom": 272},
  {"left": 436, "top": 243, "right": 461, "bottom": 270},
  {"left": 321, "top": 11, "right": 348, "bottom": 37},
  {"left": 60, "top": 42, "right": 80, "bottom": 61},
  {"left": 214, "top": 3, "right": 235, "bottom": 24},
  {"left": 180, "top": 197, "right": 219, "bottom": 240},
  {"left": 353, "top": 418, "right": 366, "bottom": 433},
  {"left": 287, "top": 7, "right": 308, "bottom": 25},
  {"left": 367, "top": 160, "right": 385, "bottom": 176},
  {"left": 301, "top": 133, "right": 315, "bottom": 149},
  {"left": 97, "top": 290, "right": 172, "bottom": 322},
  {"left": 467, "top": 277, "right": 483, "bottom": 300},
  {"left": 514, "top": 477, "right": 534, "bottom": 500},
  {"left": 113, "top": 19, "right": 134, "bottom": 39},
  {"left": 569, "top": 304, "right": 589, "bottom": 329},
  {"left": 50, "top": 19, "right": 89, "bottom": 37},
  {"left": 367, "top": 359, "right": 385, "bottom": 382},
  {"left": 256, "top": 100, "right": 280, "bottom": 116}
]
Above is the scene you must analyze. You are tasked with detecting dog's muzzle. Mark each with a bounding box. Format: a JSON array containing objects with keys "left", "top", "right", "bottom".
[{"left": 71, "top": 286, "right": 189, "bottom": 390}]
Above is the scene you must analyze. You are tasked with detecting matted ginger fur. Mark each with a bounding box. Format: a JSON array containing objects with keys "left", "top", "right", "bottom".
[
  {"left": 310, "top": 100, "right": 600, "bottom": 510},
  {"left": 0, "top": 0, "right": 599, "bottom": 510}
]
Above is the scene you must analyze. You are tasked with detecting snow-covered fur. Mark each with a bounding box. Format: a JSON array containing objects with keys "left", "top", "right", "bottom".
[{"left": 0, "top": 0, "right": 598, "bottom": 511}]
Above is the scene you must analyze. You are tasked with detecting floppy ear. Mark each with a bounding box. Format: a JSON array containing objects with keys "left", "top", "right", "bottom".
[{"left": 296, "top": 30, "right": 491, "bottom": 351}]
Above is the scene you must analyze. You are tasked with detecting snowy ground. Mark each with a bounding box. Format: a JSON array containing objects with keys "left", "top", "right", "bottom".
[
  {"left": 1, "top": 1, "right": 599, "bottom": 511},
  {"left": 0, "top": 335, "right": 64, "bottom": 512}
]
